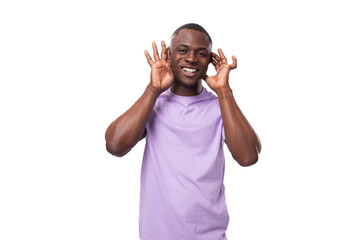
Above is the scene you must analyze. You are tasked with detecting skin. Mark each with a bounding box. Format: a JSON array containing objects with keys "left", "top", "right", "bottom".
[
  {"left": 169, "top": 29, "right": 211, "bottom": 96},
  {"left": 105, "top": 29, "right": 261, "bottom": 166}
]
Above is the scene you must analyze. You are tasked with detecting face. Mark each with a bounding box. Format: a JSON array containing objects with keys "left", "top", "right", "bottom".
[{"left": 170, "top": 29, "right": 212, "bottom": 88}]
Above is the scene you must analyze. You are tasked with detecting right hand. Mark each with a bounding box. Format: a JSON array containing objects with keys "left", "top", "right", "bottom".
[{"left": 144, "top": 41, "right": 174, "bottom": 93}]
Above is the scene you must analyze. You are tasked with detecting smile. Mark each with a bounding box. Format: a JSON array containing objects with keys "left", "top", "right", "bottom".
[{"left": 181, "top": 67, "right": 199, "bottom": 73}]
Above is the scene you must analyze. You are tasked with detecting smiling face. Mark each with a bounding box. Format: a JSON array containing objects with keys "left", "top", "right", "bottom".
[{"left": 170, "top": 29, "right": 212, "bottom": 89}]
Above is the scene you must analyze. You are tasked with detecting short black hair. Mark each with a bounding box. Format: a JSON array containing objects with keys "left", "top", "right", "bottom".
[{"left": 172, "top": 23, "right": 212, "bottom": 46}]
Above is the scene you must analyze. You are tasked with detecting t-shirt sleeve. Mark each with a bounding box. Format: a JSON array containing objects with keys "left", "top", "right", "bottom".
[{"left": 221, "top": 123, "right": 226, "bottom": 142}]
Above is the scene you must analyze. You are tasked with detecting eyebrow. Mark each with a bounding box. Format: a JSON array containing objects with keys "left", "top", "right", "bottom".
[{"left": 178, "top": 44, "right": 209, "bottom": 51}]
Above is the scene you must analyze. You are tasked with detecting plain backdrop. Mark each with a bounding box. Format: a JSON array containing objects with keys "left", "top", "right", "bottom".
[{"left": 1, "top": 0, "right": 359, "bottom": 239}]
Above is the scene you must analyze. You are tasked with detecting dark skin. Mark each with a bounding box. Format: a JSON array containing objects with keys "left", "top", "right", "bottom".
[{"left": 105, "top": 29, "right": 261, "bottom": 166}]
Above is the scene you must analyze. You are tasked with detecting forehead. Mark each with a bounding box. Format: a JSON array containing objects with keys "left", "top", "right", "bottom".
[{"left": 171, "top": 29, "right": 211, "bottom": 51}]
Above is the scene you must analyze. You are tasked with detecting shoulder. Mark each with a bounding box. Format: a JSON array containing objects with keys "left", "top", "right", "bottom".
[
  {"left": 153, "top": 89, "right": 172, "bottom": 110},
  {"left": 201, "top": 88, "right": 221, "bottom": 107}
]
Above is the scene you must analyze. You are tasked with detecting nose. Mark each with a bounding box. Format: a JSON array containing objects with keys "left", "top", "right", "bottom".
[{"left": 184, "top": 51, "right": 198, "bottom": 64}]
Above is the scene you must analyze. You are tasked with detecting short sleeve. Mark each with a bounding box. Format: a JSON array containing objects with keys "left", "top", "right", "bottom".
[{"left": 221, "top": 124, "right": 225, "bottom": 142}]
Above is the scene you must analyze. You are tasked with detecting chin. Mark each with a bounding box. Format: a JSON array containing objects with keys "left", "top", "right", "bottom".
[{"left": 175, "top": 77, "right": 201, "bottom": 88}]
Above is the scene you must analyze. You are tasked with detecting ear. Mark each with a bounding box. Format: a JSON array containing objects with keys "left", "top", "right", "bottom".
[{"left": 166, "top": 47, "right": 171, "bottom": 62}]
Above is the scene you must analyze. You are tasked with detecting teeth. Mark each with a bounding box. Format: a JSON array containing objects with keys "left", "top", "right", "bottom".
[{"left": 182, "top": 67, "right": 197, "bottom": 73}]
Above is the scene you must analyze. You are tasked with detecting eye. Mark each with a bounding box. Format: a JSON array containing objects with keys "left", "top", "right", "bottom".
[
  {"left": 178, "top": 49, "right": 186, "bottom": 54},
  {"left": 199, "top": 52, "right": 207, "bottom": 56}
]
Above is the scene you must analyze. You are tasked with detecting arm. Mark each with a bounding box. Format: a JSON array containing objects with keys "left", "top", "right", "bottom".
[
  {"left": 105, "top": 41, "right": 174, "bottom": 157},
  {"left": 204, "top": 49, "right": 261, "bottom": 166},
  {"left": 217, "top": 87, "right": 261, "bottom": 166},
  {"left": 105, "top": 84, "right": 160, "bottom": 157}
]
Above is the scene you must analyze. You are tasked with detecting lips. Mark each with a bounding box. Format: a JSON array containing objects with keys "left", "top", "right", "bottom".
[{"left": 181, "top": 66, "right": 199, "bottom": 77}]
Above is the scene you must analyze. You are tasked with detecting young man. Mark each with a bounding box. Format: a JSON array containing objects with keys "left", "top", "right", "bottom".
[{"left": 105, "top": 23, "right": 261, "bottom": 240}]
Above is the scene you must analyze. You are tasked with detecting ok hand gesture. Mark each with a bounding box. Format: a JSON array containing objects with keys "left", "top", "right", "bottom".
[
  {"left": 144, "top": 41, "right": 174, "bottom": 93},
  {"left": 203, "top": 48, "right": 237, "bottom": 93}
]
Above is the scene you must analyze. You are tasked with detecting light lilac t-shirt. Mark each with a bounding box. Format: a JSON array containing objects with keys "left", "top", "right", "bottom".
[{"left": 139, "top": 87, "right": 229, "bottom": 240}]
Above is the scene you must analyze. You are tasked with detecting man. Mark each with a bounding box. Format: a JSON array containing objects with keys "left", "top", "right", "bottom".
[{"left": 105, "top": 23, "right": 261, "bottom": 240}]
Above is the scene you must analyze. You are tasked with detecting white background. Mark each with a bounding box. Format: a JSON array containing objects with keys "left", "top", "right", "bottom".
[{"left": 1, "top": 0, "right": 359, "bottom": 239}]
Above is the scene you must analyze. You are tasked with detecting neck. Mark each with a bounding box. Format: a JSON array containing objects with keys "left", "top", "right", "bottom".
[{"left": 170, "top": 80, "right": 203, "bottom": 96}]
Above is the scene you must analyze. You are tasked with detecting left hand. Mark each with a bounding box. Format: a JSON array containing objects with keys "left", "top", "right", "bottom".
[{"left": 203, "top": 48, "right": 237, "bottom": 93}]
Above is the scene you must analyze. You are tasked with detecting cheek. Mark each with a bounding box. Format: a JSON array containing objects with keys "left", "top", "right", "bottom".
[
  {"left": 202, "top": 67, "right": 209, "bottom": 77},
  {"left": 170, "top": 56, "right": 182, "bottom": 68},
  {"left": 201, "top": 61, "right": 210, "bottom": 72}
]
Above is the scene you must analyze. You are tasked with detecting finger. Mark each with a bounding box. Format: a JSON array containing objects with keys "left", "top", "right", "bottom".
[
  {"left": 161, "top": 41, "right": 167, "bottom": 60},
  {"left": 211, "top": 58, "right": 220, "bottom": 71},
  {"left": 144, "top": 50, "right": 154, "bottom": 66},
  {"left": 152, "top": 42, "right": 160, "bottom": 61},
  {"left": 229, "top": 55, "right": 237, "bottom": 69},
  {"left": 211, "top": 57, "right": 218, "bottom": 66},
  {"left": 218, "top": 48, "right": 227, "bottom": 63},
  {"left": 211, "top": 52, "right": 221, "bottom": 63}
]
